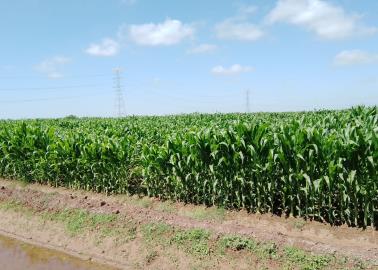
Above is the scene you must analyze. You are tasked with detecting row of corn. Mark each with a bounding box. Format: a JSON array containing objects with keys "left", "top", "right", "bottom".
[{"left": 0, "top": 106, "right": 376, "bottom": 227}]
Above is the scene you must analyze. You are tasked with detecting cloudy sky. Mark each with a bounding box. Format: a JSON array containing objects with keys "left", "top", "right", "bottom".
[{"left": 0, "top": 0, "right": 377, "bottom": 118}]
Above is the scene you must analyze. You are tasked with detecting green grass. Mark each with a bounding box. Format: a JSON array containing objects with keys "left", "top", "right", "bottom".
[
  {"left": 171, "top": 229, "right": 211, "bottom": 256},
  {"left": 0, "top": 200, "right": 36, "bottom": 219},
  {"left": 283, "top": 247, "right": 331, "bottom": 270},
  {"left": 155, "top": 200, "right": 175, "bottom": 213},
  {"left": 218, "top": 235, "right": 258, "bottom": 252},
  {"left": 0, "top": 200, "right": 25, "bottom": 211},
  {"left": 133, "top": 196, "right": 153, "bottom": 209},
  {"left": 141, "top": 222, "right": 171, "bottom": 243},
  {"left": 142, "top": 224, "right": 213, "bottom": 257},
  {"left": 145, "top": 250, "right": 159, "bottom": 264},
  {"left": 292, "top": 219, "right": 307, "bottom": 230},
  {"left": 218, "top": 235, "right": 278, "bottom": 259},
  {"left": 180, "top": 207, "right": 226, "bottom": 221},
  {"left": 42, "top": 209, "right": 117, "bottom": 236}
]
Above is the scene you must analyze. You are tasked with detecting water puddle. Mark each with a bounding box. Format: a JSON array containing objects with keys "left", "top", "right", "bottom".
[{"left": 0, "top": 234, "right": 119, "bottom": 270}]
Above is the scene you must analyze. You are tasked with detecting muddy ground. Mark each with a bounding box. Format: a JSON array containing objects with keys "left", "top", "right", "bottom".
[{"left": 0, "top": 179, "right": 376, "bottom": 269}]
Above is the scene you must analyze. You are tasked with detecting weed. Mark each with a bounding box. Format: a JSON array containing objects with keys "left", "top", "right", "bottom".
[
  {"left": 171, "top": 229, "right": 211, "bottom": 256},
  {"left": 181, "top": 207, "right": 226, "bottom": 221},
  {"left": 293, "top": 219, "right": 306, "bottom": 230},
  {"left": 145, "top": 250, "right": 158, "bottom": 264},
  {"left": 156, "top": 200, "right": 175, "bottom": 213},
  {"left": 141, "top": 222, "right": 171, "bottom": 243},
  {"left": 135, "top": 197, "right": 153, "bottom": 208},
  {"left": 283, "top": 246, "right": 331, "bottom": 270},
  {"left": 218, "top": 235, "right": 257, "bottom": 251},
  {"left": 42, "top": 209, "right": 117, "bottom": 236}
]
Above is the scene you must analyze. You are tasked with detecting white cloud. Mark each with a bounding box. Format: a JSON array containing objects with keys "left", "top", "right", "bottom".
[
  {"left": 85, "top": 38, "right": 120, "bottom": 57},
  {"left": 214, "top": 5, "right": 263, "bottom": 42},
  {"left": 211, "top": 64, "right": 253, "bottom": 75},
  {"left": 215, "top": 20, "right": 264, "bottom": 41},
  {"left": 187, "top": 44, "right": 218, "bottom": 54},
  {"left": 35, "top": 56, "right": 71, "bottom": 79},
  {"left": 129, "top": 19, "right": 194, "bottom": 46},
  {"left": 236, "top": 4, "right": 258, "bottom": 19},
  {"left": 334, "top": 50, "right": 378, "bottom": 66},
  {"left": 266, "top": 0, "right": 377, "bottom": 39}
]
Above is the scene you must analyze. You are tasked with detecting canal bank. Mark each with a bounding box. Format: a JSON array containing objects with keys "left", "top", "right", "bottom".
[{"left": 0, "top": 179, "right": 377, "bottom": 270}]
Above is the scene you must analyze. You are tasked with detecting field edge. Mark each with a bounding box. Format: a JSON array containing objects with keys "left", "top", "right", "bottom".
[{"left": 0, "top": 178, "right": 376, "bottom": 270}]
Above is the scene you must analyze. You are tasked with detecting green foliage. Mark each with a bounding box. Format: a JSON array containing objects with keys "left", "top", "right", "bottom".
[
  {"left": 141, "top": 223, "right": 171, "bottom": 243},
  {"left": 180, "top": 206, "right": 226, "bottom": 221},
  {"left": 219, "top": 235, "right": 258, "bottom": 251},
  {"left": 219, "top": 235, "right": 277, "bottom": 259},
  {"left": 42, "top": 209, "right": 117, "bottom": 235},
  {"left": 171, "top": 229, "right": 211, "bottom": 256},
  {"left": 0, "top": 106, "right": 377, "bottom": 227},
  {"left": 172, "top": 229, "right": 210, "bottom": 244},
  {"left": 283, "top": 247, "right": 331, "bottom": 270}
]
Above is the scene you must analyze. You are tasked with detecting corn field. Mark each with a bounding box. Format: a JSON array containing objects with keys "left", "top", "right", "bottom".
[{"left": 0, "top": 106, "right": 377, "bottom": 227}]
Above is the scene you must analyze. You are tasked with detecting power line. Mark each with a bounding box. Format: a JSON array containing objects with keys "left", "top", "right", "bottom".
[
  {"left": 0, "top": 83, "right": 109, "bottom": 92},
  {"left": 144, "top": 91, "right": 234, "bottom": 104},
  {"left": 0, "top": 73, "right": 111, "bottom": 79},
  {"left": 0, "top": 92, "right": 109, "bottom": 104},
  {"left": 0, "top": 72, "right": 252, "bottom": 114},
  {"left": 124, "top": 82, "right": 244, "bottom": 99}
]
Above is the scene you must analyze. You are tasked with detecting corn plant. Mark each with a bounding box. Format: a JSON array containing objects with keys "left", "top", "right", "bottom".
[{"left": 0, "top": 106, "right": 376, "bottom": 227}]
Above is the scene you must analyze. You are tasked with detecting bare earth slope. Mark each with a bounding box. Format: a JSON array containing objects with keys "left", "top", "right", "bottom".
[{"left": 0, "top": 179, "right": 376, "bottom": 269}]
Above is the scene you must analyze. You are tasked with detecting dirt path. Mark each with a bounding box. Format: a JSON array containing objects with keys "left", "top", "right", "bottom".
[{"left": 0, "top": 179, "right": 377, "bottom": 268}]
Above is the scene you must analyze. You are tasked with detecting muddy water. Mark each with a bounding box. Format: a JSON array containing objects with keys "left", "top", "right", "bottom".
[{"left": 0, "top": 234, "right": 119, "bottom": 270}]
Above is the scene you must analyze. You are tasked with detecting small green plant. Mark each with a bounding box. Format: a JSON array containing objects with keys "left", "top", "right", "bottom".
[
  {"left": 181, "top": 207, "right": 226, "bottom": 221},
  {"left": 293, "top": 219, "right": 306, "bottom": 230},
  {"left": 283, "top": 246, "right": 331, "bottom": 270},
  {"left": 0, "top": 200, "right": 24, "bottom": 211},
  {"left": 219, "top": 235, "right": 257, "bottom": 251},
  {"left": 135, "top": 197, "right": 153, "bottom": 208},
  {"left": 218, "top": 235, "right": 277, "bottom": 259},
  {"left": 42, "top": 209, "right": 116, "bottom": 236},
  {"left": 352, "top": 259, "right": 367, "bottom": 270},
  {"left": 141, "top": 222, "right": 171, "bottom": 243},
  {"left": 156, "top": 200, "right": 175, "bottom": 213},
  {"left": 145, "top": 250, "right": 158, "bottom": 264},
  {"left": 171, "top": 229, "right": 211, "bottom": 256},
  {"left": 258, "top": 242, "right": 278, "bottom": 259}
]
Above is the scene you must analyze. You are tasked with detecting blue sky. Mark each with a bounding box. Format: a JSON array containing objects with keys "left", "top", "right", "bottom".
[{"left": 0, "top": 0, "right": 377, "bottom": 118}]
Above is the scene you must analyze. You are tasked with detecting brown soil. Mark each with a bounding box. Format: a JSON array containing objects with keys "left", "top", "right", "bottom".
[{"left": 0, "top": 179, "right": 377, "bottom": 269}]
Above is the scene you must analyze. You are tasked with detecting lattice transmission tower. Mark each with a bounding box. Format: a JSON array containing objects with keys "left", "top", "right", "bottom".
[
  {"left": 245, "top": 89, "right": 250, "bottom": 113},
  {"left": 113, "top": 67, "right": 126, "bottom": 117}
]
